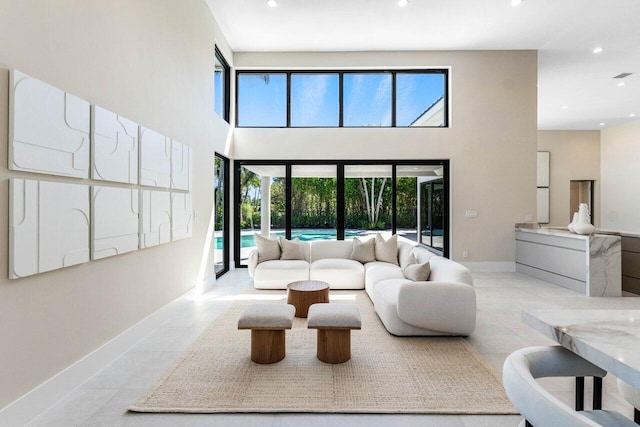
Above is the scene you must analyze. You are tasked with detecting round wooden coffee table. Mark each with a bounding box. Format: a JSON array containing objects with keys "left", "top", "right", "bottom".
[{"left": 286, "top": 280, "right": 330, "bottom": 318}]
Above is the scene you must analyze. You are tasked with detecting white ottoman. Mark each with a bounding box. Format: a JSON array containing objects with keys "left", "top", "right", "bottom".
[
  {"left": 307, "top": 304, "right": 361, "bottom": 363},
  {"left": 238, "top": 304, "right": 295, "bottom": 364}
]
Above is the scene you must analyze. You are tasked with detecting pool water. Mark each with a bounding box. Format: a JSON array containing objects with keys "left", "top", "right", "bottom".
[{"left": 215, "top": 229, "right": 364, "bottom": 249}]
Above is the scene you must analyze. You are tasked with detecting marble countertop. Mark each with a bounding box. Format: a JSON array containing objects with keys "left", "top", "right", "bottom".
[
  {"left": 515, "top": 225, "right": 640, "bottom": 239},
  {"left": 514, "top": 227, "right": 617, "bottom": 240},
  {"left": 523, "top": 309, "right": 640, "bottom": 389}
]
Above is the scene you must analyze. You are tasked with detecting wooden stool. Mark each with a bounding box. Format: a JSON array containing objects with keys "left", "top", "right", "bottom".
[
  {"left": 287, "top": 280, "right": 330, "bottom": 318},
  {"left": 237, "top": 304, "right": 295, "bottom": 364},
  {"left": 307, "top": 304, "right": 361, "bottom": 364}
]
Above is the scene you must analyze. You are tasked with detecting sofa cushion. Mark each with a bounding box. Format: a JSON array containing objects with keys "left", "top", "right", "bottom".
[
  {"left": 398, "top": 241, "right": 415, "bottom": 268},
  {"left": 255, "top": 233, "right": 280, "bottom": 263},
  {"left": 310, "top": 258, "right": 365, "bottom": 289},
  {"left": 253, "top": 260, "right": 310, "bottom": 289},
  {"left": 350, "top": 237, "right": 376, "bottom": 263},
  {"left": 375, "top": 234, "right": 399, "bottom": 265},
  {"left": 411, "top": 245, "right": 437, "bottom": 264},
  {"left": 279, "top": 237, "right": 304, "bottom": 260},
  {"left": 310, "top": 240, "right": 353, "bottom": 262},
  {"left": 364, "top": 261, "right": 405, "bottom": 298},
  {"left": 429, "top": 257, "right": 473, "bottom": 285}
]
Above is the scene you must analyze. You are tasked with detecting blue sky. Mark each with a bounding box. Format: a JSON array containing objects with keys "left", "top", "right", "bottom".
[{"left": 235, "top": 72, "right": 444, "bottom": 127}]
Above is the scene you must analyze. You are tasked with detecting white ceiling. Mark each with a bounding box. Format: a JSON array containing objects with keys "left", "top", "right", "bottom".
[{"left": 206, "top": 0, "right": 640, "bottom": 130}]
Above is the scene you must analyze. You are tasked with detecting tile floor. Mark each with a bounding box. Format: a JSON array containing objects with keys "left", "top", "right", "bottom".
[{"left": 28, "top": 270, "right": 640, "bottom": 426}]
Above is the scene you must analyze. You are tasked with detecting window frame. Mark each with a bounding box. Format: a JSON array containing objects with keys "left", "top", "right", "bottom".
[
  {"left": 235, "top": 69, "right": 449, "bottom": 129},
  {"left": 214, "top": 47, "right": 231, "bottom": 122}
]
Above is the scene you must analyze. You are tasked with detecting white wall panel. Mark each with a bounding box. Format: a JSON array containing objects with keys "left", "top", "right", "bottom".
[
  {"left": 9, "top": 70, "right": 90, "bottom": 178},
  {"left": 92, "top": 106, "right": 139, "bottom": 184},
  {"left": 171, "top": 140, "right": 192, "bottom": 191},
  {"left": 139, "top": 127, "right": 171, "bottom": 188},
  {"left": 9, "top": 179, "right": 90, "bottom": 279},
  {"left": 91, "top": 186, "right": 139, "bottom": 260},
  {"left": 140, "top": 190, "right": 171, "bottom": 248},
  {"left": 171, "top": 193, "right": 193, "bottom": 241}
]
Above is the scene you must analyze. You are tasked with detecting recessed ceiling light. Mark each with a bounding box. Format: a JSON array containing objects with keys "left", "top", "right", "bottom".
[
  {"left": 398, "top": 0, "right": 408, "bottom": 7},
  {"left": 267, "top": 0, "right": 277, "bottom": 7},
  {"left": 631, "top": 113, "right": 637, "bottom": 118},
  {"left": 593, "top": 47, "right": 603, "bottom": 54},
  {"left": 511, "top": 0, "right": 522, "bottom": 6},
  {"left": 617, "top": 82, "right": 626, "bottom": 87},
  {"left": 562, "top": 105, "right": 568, "bottom": 110},
  {"left": 599, "top": 122, "right": 605, "bottom": 126}
]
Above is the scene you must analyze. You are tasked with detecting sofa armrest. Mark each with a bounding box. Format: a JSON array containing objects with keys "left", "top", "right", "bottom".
[
  {"left": 248, "top": 249, "right": 259, "bottom": 277},
  {"left": 397, "top": 281, "right": 476, "bottom": 335}
]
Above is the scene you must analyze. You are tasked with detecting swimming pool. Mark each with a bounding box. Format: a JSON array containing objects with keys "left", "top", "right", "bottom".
[{"left": 216, "top": 229, "right": 366, "bottom": 249}]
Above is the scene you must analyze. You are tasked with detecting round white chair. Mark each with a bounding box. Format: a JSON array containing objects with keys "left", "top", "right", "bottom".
[{"left": 503, "top": 346, "right": 636, "bottom": 427}]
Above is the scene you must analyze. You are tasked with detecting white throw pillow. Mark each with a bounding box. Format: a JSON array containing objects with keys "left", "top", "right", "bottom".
[
  {"left": 279, "top": 237, "right": 305, "bottom": 260},
  {"left": 375, "top": 233, "right": 399, "bottom": 265},
  {"left": 350, "top": 237, "right": 376, "bottom": 263},
  {"left": 402, "top": 256, "right": 431, "bottom": 281},
  {"left": 255, "top": 233, "right": 281, "bottom": 263}
]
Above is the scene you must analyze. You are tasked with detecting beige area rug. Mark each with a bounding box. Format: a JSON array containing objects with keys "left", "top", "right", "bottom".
[{"left": 130, "top": 291, "right": 517, "bottom": 414}]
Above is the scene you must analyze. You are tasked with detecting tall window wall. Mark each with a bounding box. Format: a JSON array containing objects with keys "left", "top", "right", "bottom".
[
  {"left": 214, "top": 153, "right": 230, "bottom": 277},
  {"left": 236, "top": 70, "right": 448, "bottom": 128},
  {"left": 234, "top": 160, "right": 449, "bottom": 266}
]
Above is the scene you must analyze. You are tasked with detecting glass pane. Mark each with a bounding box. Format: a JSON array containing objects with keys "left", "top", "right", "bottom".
[
  {"left": 214, "top": 59, "right": 224, "bottom": 117},
  {"left": 291, "top": 165, "right": 337, "bottom": 240},
  {"left": 343, "top": 73, "right": 392, "bottom": 127},
  {"left": 237, "top": 73, "right": 287, "bottom": 127},
  {"left": 238, "top": 165, "right": 286, "bottom": 265},
  {"left": 431, "top": 181, "right": 444, "bottom": 250},
  {"left": 397, "top": 165, "right": 445, "bottom": 244},
  {"left": 291, "top": 74, "right": 339, "bottom": 127},
  {"left": 396, "top": 72, "right": 446, "bottom": 127},
  {"left": 344, "top": 165, "right": 392, "bottom": 237},
  {"left": 418, "top": 175, "right": 445, "bottom": 251},
  {"left": 214, "top": 156, "right": 226, "bottom": 275}
]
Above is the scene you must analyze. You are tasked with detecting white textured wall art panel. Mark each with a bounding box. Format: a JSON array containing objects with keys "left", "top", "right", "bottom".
[
  {"left": 9, "top": 179, "right": 90, "bottom": 279},
  {"left": 171, "top": 193, "right": 193, "bottom": 241},
  {"left": 9, "top": 70, "right": 90, "bottom": 178},
  {"left": 92, "top": 106, "right": 139, "bottom": 184},
  {"left": 9, "top": 179, "right": 39, "bottom": 278},
  {"left": 140, "top": 190, "right": 171, "bottom": 248},
  {"left": 91, "top": 186, "right": 139, "bottom": 260},
  {"left": 139, "top": 127, "right": 171, "bottom": 188},
  {"left": 171, "top": 140, "right": 192, "bottom": 191}
]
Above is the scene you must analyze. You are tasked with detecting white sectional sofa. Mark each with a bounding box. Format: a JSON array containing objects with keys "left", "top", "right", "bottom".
[{"left": 248, "top": 238, "right": 476, "bottom": 336}]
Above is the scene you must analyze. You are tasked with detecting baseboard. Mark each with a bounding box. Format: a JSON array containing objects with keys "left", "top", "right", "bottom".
[
  {"left": 462, "top": 262, "right": 516, "bottom": 273},
  {"left": 0, "top": 286, "right": 196, "bottom": 427}
]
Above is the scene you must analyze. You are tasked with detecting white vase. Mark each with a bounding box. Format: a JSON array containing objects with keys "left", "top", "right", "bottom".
[
  {"left": 573, "top": 203, "right": 595, "bottom": 235},
  {"left": 568, "top": 212, "right": 578, "bottom": 233}
]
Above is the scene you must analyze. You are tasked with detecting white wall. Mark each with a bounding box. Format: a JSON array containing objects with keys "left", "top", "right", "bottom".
[
  {"left": 601, "top": 120, "right": 640, "bottom": 233},
  {"left": 0, "top": 0, "right": 231, "bottom": 409},
  {"left": 537, "top": 130, "right": 600, "bottom": 227},
  {"left": 233, "top": 50, "right": 538, "bottom": 263}
]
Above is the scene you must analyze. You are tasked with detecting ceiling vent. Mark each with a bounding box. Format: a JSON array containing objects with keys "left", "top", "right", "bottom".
[{"left": 613, "top": 73, "right": 633, "bottom": 79}]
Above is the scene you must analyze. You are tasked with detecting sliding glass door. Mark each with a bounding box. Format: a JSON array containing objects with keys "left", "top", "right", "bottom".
[
  {"left": 214, "top": 154, "right": 230, "bottom": 277},
  {"left": 237, "top": 164, "right": 286, "bottom": 266},
  {"left": 291, "top": 165, "right": 337, "bottom": 240},
  {"left": 419, "top": 178, "right": 445, "bottom": 252},
  {"left": 234, "top": 160, "right": 449, "bottom": 267}
]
